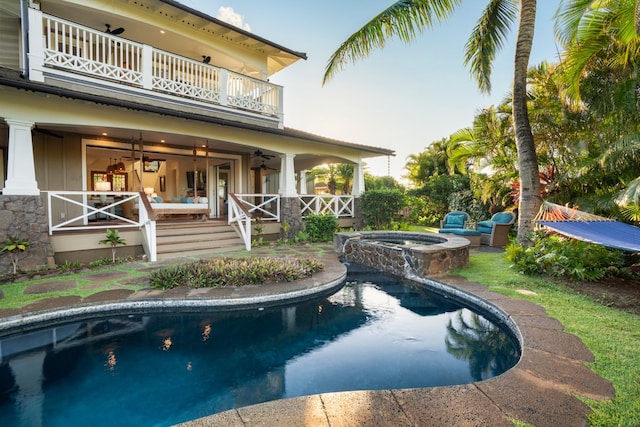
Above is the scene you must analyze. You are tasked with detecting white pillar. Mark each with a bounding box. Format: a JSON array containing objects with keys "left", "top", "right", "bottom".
[
  {"left": 352, "top": 161, "right": 365, "bottom": 196},
  {"left": 278, "top": 153, "right": 297, "bottom": 197},
  {"left": 27, "top": 7, "right": 45, "bottom": 82},
  {"left": 141, "top": 44, "right": 153, "bottom": 89},
  {"left": 3, "top": 119, "right": 40, "bottom": 195},
  {"left": 298, "top": 170, "right": 308, "bottom": 195}
]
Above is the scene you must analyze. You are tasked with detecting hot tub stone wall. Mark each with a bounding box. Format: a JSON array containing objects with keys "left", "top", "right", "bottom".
[{"left": 335, "top": 231, "right": 470, "bottom": 278}]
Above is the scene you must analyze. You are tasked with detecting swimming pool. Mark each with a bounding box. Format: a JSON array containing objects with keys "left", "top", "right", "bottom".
[{"left": 0, "top": 267, "right": 519, "bottom": 427}]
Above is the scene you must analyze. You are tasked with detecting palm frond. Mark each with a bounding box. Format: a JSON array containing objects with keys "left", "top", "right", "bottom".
[
  {"left": 464, "top": 0, "right": 519, "bottom": 93},
  {"left": 323, "top": 0, "right": 463, "bottom": 84},
  {"left": 553, "top": 0, "right": 597, "bottom": 47}
]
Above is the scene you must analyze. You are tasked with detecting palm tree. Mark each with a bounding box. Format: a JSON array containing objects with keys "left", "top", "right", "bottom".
[
  {"left": 554, "top": 0, "right": 640, "bottom": 105},
  {"left": 555, "top": 1, "right": 640, "bottom": 208},
  {"left": 99, "top": 229, "right": 127, "bottom": 263},
  {"left": 323, "top": 0, "right": 541, "bottom": 245}
]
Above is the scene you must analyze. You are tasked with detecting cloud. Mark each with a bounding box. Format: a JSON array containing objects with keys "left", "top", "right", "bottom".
[{"left": 217, "top": 6, "right": 251, "bottom": 32}]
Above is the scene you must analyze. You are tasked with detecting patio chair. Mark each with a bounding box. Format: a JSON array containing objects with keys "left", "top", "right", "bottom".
[
  {"left": 439, "top": 211, "right": 471, "bottom": 230},
  {"left": 477, "top": 211, "right": 516, "bottom": 247}
]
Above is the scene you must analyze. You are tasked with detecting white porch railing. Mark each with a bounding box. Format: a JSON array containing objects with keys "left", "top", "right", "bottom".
[
  {"left": 46, "top": 191, "right": 157, "bottom": 262},
  {"left": 37, "top": 13, "right": 283, "bottom": 120},
  {"left": 234, "top": 194, "right": 281, "bottom": 221},
  {"left": 298, "top": 195, "right": 355, "bottom": 218},
  {"left": 227, "top": 194, "right": 252, "bottom": 251}
]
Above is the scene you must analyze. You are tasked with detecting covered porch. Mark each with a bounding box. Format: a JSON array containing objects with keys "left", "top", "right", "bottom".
[{"left": 0, "top": 94, "right": 391, "bottom": 266}]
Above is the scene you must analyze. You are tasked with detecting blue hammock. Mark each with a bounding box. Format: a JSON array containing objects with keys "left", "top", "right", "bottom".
[{"left": 537, "top": 220, "right": 640, "bottom": 252}]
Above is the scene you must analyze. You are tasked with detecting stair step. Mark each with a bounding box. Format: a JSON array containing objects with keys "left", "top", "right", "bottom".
[
  {"left": 157, "top": 237, "right": 243, "bottom": 253},
  {"left": 153, "top": 221, "right": 247, "bottom": 259},
  {"left": 157, "top": 231, "right": 240, "bottom": 243},
  {"left": 156, "top": 225, "right": 231, "bottom": 237},
  {"left": 156, "top": 245, "right": 246, "bottom": 260}
]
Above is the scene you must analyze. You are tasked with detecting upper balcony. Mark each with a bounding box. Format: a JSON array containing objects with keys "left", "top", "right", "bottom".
[{"left": 27, "top": 10, "right": 286, "bottom": 128}]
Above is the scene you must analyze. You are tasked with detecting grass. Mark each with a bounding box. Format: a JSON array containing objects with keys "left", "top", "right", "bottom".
[
  {"left": 455, "top": 251, "right": 640, "bottom": 426},
  {"left": 0, "top": 265, "right": 149, "bottom": 309}
]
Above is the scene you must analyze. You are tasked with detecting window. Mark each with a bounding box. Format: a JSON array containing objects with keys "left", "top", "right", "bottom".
[{"left": 91, "top": 171, "right": 128, "bottom": 192}]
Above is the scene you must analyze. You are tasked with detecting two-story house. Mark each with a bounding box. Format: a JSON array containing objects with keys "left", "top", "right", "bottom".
[{"left": 0, "top": 0, "right": 394, "bottom": 269}]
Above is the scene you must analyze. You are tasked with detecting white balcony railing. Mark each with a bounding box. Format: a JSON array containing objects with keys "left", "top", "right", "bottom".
[{"left": 36, "top": 13, "right": 283, "bottom": 121}]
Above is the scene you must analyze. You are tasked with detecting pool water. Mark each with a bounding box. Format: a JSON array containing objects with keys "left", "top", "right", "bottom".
[{"left": 0, "top": 268, "right": 519, "bottom": 427}]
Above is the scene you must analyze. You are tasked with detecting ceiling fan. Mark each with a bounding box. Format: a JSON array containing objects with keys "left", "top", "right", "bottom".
[
  {"left": 105, "top": 24, "right": 125, "bottom": 35},
  {"left": 252, "top": 149, "right": 275, "bottom": 160},
  {"left": 259, "top": 160, "right": 277, "bottom": 171}
]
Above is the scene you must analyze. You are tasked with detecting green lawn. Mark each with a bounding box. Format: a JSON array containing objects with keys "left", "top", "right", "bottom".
[{"left": 455, "top": 251, "right": 640, "bottom": 426}]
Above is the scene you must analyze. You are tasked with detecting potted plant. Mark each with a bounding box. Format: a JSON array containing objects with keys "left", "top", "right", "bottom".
[{"left": 1, "top": 235, "right": 29, "bottom": 274}]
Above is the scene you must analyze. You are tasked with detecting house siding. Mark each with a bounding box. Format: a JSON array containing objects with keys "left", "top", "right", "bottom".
[{"left": 0, "top": 17, "right": 20, "bottom": 71}]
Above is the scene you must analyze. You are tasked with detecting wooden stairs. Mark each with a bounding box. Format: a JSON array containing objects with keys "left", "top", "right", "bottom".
[{"left": 155, "top": 220, "right": 246, "bottom": 260}]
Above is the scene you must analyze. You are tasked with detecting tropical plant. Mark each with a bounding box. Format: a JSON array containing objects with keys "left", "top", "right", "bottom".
[
  {"left": 99, "top": 229, "right": 127, "bottom": 263},
  {"left": 361, "top": 189, "right": 406, "bottom": 229},
  {"left": 554, "top": 0, "right": 640, "bottom": 105},
  {"left": 323, "top": 0, "right": 542, "bottom": 245},
  {"left": 304, "top": 213, "right": 338, "bottom": 241},
  {"left": 505, "top": 230, "right": 635, "bottom": 281},
  {"left": 149, "top": 257, "right": 325, "bottom": 289},
  {"left": 364, "top": 173, "right": 405, "bottom": 191},
  {"left": 1, "top": 235, "right": 29, "bottom": 274},
  {"left": 554, "top": 2, "right": 640, "bottom": 211}
]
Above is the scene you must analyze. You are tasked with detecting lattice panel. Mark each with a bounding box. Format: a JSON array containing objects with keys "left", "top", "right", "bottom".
[{"left": 44, "top": 50, "right": 143, "bottom": 85}]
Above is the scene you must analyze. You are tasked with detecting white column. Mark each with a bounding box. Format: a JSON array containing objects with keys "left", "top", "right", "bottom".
[
  {"left": 298, "top": 170, "right": 308, "bottom": 194},
  {"left": 352, "top": 161, "right": 365, "bottom": 196},
  {"left": 27, "top": 7, "right": 45, "bottom": 82},
  {"left": 141, "top": 44, "right": 153, "bottom": 89},
  {"left": 219, "top": 69, "right": 228, "bottom": 106},
  {"left": 3, "top": 119, "right": 39, "bottom": 195},
  {"left": 278, "top": 153, "right": 297, "bottom": 197}
]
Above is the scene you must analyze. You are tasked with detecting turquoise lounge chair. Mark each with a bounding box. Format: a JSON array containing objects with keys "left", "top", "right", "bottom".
[
  {"left": 439, "top": 211, "right": 471, "bottom": 230},
  {"left": 477, "top": 211, "right": 516, "bottom": 247}
]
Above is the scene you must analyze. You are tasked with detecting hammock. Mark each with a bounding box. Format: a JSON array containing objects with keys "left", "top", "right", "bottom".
[{"left": 536, "top": 202, "right": 640, "bottom": 252}]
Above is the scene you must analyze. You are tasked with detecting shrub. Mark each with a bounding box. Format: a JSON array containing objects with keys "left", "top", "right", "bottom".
[
  {"left": 505, "top": 231, "right": 633, "bottom": 281},
  {"left": 304, "top": 214, "right": 338, "bottom": 241},
  {"left": 149, "top": 256, "right": 325, "bottom": 289},
  {"left": 361, "top": 189, "right": 405, "bottom": 229}
]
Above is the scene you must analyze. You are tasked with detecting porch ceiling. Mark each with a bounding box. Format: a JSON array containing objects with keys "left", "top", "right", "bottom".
[
  {"left": 41, "top": 0, "right": 305, "bottom": 76},
  {"left": 36, "top": 124, "right": 345, "bottom": 171}
]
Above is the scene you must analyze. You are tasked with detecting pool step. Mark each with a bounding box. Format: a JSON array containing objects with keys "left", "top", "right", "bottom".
[{"left": 156, "top": 221, "right": 246, "bottom": 260}]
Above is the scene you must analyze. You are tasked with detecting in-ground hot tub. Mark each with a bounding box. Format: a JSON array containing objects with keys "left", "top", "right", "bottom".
[{"left": 334, "top": 231, "right": 471, "bottom": 277}]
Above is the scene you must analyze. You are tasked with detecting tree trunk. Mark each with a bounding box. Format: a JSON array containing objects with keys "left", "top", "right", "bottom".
[{"left": 513, "top": 0, "right": 541, "bottom": 245}]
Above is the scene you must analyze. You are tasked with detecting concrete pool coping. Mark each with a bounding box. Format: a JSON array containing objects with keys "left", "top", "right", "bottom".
[{"left": 0, "top": 252, "right": 614, "bottom": 426}]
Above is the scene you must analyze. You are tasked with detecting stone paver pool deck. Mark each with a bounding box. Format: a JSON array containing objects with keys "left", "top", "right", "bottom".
[{"left": 0, "top": 248, "right": 614, "bottom": 426}]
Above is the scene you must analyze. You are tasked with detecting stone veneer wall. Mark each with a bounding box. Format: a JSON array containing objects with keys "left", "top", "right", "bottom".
[
  {"left": 280, "top": 197, "right": 304, "bottom": 240},
  {"left": 0, "top": 195, "right": 55, "bottom": 273},
  {"left": 335, "top": 231, "right": 469, "bottom": 277},
  {"left": 353, "top": 197, "right": 365, "bottom": 230}
]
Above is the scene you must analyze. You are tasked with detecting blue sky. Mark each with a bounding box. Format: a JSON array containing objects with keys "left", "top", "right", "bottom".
[{"left": 177, "top": 1, "right": 562, "bottom": 181}]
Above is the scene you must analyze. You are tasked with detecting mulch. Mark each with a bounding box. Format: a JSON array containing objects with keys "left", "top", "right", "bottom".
[{"left": 563, "top": 276, "right": 640, "bottom": 315}]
